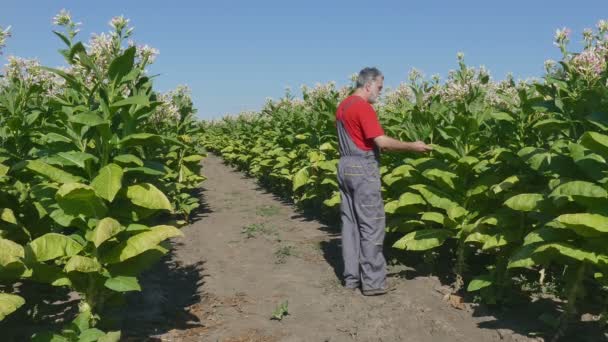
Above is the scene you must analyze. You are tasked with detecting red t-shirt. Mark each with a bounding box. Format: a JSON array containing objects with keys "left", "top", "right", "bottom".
[{"left": 336, "top": 95, "right": 384, "bottom": 151}]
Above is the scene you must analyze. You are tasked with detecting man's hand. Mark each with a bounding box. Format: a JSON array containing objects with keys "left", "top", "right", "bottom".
[
  {"left": 373, "top": 135, "right": 433, "bottom": 153},
  {"left": 410, "top": 140, "right": 433, "bottom": 153}
]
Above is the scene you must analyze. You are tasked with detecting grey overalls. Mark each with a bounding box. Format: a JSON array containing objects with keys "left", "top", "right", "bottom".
[{"left": 336, "top": 98, "right": 387, "bottom": 291}]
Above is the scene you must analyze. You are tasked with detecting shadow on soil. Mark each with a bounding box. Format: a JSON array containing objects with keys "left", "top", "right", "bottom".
[
  {"left": 0, "top": 241, "right": 206, "bottom": 342},
  {"left": 187, "top": 186, "right": 213, "bottom": 224},
  {"left": 0, "top": 282, "right": 79, "bottom": 341},
  {"left": 120, "top": 241, "right": 206, "bottom": 339}
]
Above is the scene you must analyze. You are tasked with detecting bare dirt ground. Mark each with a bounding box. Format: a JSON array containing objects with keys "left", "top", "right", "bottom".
[{"left": 122, "top": 155, "right": 545, "bottom": 342}]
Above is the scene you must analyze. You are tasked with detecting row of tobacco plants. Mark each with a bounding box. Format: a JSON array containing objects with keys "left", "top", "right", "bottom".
[
  {"left": 204, "top": 22, "right": 608, "bottom": 336},
  {"left": 0, "top": 11, "right": 205, "bottom": 341}
]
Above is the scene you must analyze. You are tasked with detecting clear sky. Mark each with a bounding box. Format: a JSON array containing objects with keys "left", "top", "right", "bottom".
[{"left": 1, "top": 1, "right": 607, "bottom": 119}]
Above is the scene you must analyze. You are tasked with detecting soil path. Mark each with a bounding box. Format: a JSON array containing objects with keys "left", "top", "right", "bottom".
[{"left": 130, "top": 154, "right": 535, "bottom": 342}]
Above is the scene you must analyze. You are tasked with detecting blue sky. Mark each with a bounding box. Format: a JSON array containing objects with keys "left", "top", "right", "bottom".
[{"left": 2, "top": 1, "right": 607, "bottom": 119}]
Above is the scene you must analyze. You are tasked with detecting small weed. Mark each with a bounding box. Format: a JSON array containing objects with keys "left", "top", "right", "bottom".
[
  {"left": 256, "top": 205, "right": 280, "bottom": 217},
  {"left": 274, "top": 245, "right": 295, "bottom": 264},
  {"left": 270, "top": 300, "right": 289, "bottom": 321},
  {"left": 241, "top": 223, "right": 269, "bottom": 239}
]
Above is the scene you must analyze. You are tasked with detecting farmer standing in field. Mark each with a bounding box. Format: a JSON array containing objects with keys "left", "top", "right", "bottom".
[{"left": 336, "top": 67, "right": 432, "bottom": 296}]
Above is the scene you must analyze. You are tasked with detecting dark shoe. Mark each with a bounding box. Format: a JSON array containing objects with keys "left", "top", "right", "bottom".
[
  {"left": 361, "top": 283, "right": 396, "bottom": 296},
  {"left": 344, "top": 284, "right": 360, "bottom": 291}
]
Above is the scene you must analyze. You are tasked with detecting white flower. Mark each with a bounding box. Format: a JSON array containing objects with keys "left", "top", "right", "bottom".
[
  {"left": 598, "top": 19, "right": 608, "bottom": 34},
  {"left": 554, "top": 27, "right": 571, "bottom": 46},
  {"left": 408, "top": 68, "right": 423, "bottom": 83},
  {"left": 583, "top": 28, "right": 594, "bottom": 43},
  {"left": 53, "top": 9, "right": 72, "bottom": 26},
  {"left": 0, "top": 25, "right": 11, "bottom": 55},
  {"left": 544, "top": 59, "right": 557, "bottom": 73},
  {"left": 383, "top": 83, "right": 414, "bottom": 106},
  {"left": 137, "top": 44, "right": 159, "bottom": 64},
  {"left": 571, "top": 47, "right": 606, "bottom": 79},
  {"left": 109, "top": 16, "right": 129, "bottom": 32}
]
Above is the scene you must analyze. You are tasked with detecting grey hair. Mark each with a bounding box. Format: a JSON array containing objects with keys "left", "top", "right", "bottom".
[{"left": 356, "top": 67, "right": 383, "bottom": 89}]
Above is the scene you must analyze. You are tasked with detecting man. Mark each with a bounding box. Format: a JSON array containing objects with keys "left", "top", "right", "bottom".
[{"left": 336, "top": 67, "right": 432, "bottom": 296}]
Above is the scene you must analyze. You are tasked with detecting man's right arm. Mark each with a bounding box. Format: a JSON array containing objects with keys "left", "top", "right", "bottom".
[{"left": 373, "top": 135, "right": 433, "bottom": 153}]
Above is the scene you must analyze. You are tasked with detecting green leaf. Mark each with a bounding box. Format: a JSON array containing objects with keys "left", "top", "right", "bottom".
[
  {"left": 390, "top": 164, "right": 415, "bottom": 178},
  {"left": 0, "top": 238, "right": 25, "bottom": 267},
  {"left": 64, "top": 255, "right": 102, "bottom": 273},
  {"left": 24, "top": 160, "right": 82, "bottom": 183},
  {"left": 534, "top": 242, "right": 598, "bottom": 264},
  {"left": 112, "top": 154, "right": 144, "bottom": 167},
  {"left": 429, "top": 145, "right": 460, "bottom": 160},
  {"left": 127, "top": 183, "right": 173, "bottom": 211},
  {"left": 124, "top": 166, "right": 165, "bottom": 176},
  {"left": 410, "top": 184, "right": 466, "bottom": 218},
  {"left": 78, "top": 328, "right": 106, "bottom": 342},
  {"left": 107, "top": 245, "right": 166, "bottom": 277},
  {"left": 322, "top": 192, "right": 341, "bottom": 207},
  {"left": 72, "top": 310, "right": 91, "bottom": 332},
  {"left": 580, "top": 131, "right": 608, "bottom": 159},
  {"left": 385, "top": 192, "right": 426, "bottom": 214},
  {"left": 508, "top": 245, "right": 539, "bottom": 269},
  {"left": 0, "top": 164, "right": 8, "bottom": 177},
  {"left": 0, "top": 293, "right": 25, "bottom": 321},
  {"left": 0, "top": 208, "right": 17, "bottom": 224},
  {"left": 104, "top": 276, "right": 141, "bottom": 292},
  {"left": 490, "top": 175, "right": 520, "bottom": 195},
  {"left": 504, "top": 193, "right": 544, "bottom": 212},
  {"left": 490, "top": 112, "right": 514, "bottom": 122},
  {"left": 31, "top": 332, "right": 69, "bottom": 342},
  {"left": 457, "top": 156, "right": 480, "bottom": 167},
  {"left": 523, "top": 226, "right": 576, "bottom": 246},
  {"left": 22, "top": 264, "right": 71, "bottom": 286},
  {"left": 89, "top": 217, "right": 123, "bottom": 247},
  {"left": 549, "top": 181, "right": 608, "bottom": 207},
  {"left": 55, "top": 152, "right": 98, "bottom": 169},
  {"left": 42, "top": 132, "right": 72, "bottom": 144},
  {"left": 103, "top": 225, "right": 183, "bottom": 263},
  {"left": 52, "top": 30, "right": 70, "bottom": 46},
  {"left": 49, "top": 208, "right": 78, "bottom": 227},
  {"left": 292, "top": 167, "right": 310, "bottom": 192},
  {"left": 422, "top": 169, "right": 458, "bottom": 190},
  {"left": 91, "top": 164, "right": 123, "bottom": 203},
  {"left": 69, "top": 112, "right": 107, "bottom": 126},
  {"left": 119, "top": 133, "right": 162, "bottom": 147},
  {"left": 111, "top": 95, "right": 150, "bottom": 108},
  {"left": 108, "top": 46, "right": 136, "bottom": 83},
  {"left": 319, "top": 142, "right": 335, "bottom": 151},
  {"left": 27, "top": 233, "right": 82, "bottom": 262},
  {"left": 392, "top": 229, "right": 454, "bottom": 251},
  {"left": 56, "top": 183, "right": 108, "bottom": 218},
  {"left": 420, "top": 212, "right": 446, "bottom": 225},
  {"left": 533, "top": 119, "right": 570, "bottom": 134},
  {"left": 98, "top": 331, "right": 121, "bottom": 342},
  {"left": 467, "top": 275, "right": 493, "bottom": 292},
  {"left": 183, "top": 155, "right": 205, "bottom": 163},
  {"left": 557, "top": 213, "right": 608, "bottom": 237}
]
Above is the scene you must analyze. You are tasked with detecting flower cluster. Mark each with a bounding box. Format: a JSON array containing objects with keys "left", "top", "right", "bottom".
[
  {"left": 136, "top": 44, "right": 159, "bottom": 65},
  {"left": 149, "top": 85, "right": 194, "bottom": 125},
  {"left": 382, "top": 83, "right": 414, "bottom": 106},
  {"left": 52, "top": 9, "right": 72, "bottom": 26},
  {"left": 0, "top": 25, "right": 11, "bottom": 55},
  {"left": 554, "top": 27, "right": 571, "bottom": 47},
  {"left": 2, "top": 56, "right": 65, "bottom": 95},
  {"left": 570, "top": 46, "right": 607, "bottom": 80},
  {"left": 302, "top": 81, "right": 337, "bottom": 107}
]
